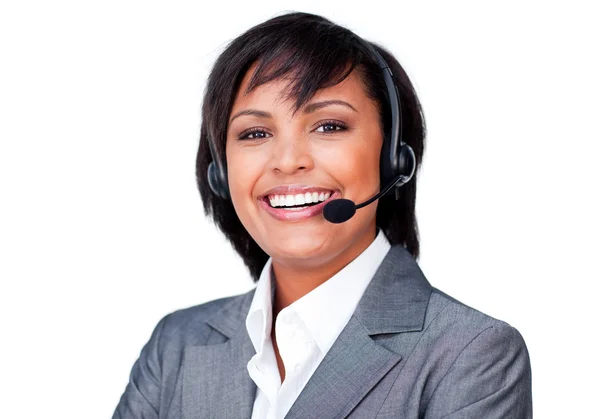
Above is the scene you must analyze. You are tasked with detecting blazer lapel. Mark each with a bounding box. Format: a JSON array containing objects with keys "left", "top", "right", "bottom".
[
  {"left": 284, "top": 245, "right": 433, "bottom": 419},
  {"left": 182, "top": 290, "right": 258, "bottom": 419}
]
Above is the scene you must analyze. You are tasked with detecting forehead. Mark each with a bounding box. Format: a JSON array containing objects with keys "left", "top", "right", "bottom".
[{"left": 230, "top": 62, "right": 374, "bottom": 117}]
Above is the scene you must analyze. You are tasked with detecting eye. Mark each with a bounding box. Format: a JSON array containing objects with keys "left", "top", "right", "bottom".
[
  {"left": 238, "top": 127, "right": 271, "bottom": 141},
  {"left": 314, "top": 120, "right": 349, "bottom": 134}
]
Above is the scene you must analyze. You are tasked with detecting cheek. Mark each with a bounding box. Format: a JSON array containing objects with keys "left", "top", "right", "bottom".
[
  {"left": 225, "top": 147, "right": 265, "bottom": 219},
  {"left": 321, "top": 138, "right": 382, "bottom": 192}
]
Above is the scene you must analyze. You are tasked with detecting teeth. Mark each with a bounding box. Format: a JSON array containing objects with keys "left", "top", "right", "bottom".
[{"left": 266, "top": 191, "right": 333, "bottom": 208}]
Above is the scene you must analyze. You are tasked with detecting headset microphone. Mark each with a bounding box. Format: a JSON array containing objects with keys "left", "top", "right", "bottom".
[{"left": 323, "top": 172, "right": 411, "bottom": 224}]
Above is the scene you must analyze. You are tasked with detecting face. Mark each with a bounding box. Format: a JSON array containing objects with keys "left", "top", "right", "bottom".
[{"left": 225, "top": 63, "right": 383, "bottom": 269}]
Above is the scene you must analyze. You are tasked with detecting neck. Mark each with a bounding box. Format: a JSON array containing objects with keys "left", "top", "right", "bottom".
[{"left": 270, "top": 225, "right": 377, "bottom": 317}]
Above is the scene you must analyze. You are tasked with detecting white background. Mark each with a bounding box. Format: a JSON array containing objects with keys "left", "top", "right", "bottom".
[{"left": 1, "top": 1, "right": 598, "bottom": 417}]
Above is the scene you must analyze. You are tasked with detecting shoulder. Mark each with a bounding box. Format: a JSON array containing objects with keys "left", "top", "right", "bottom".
[
  {"left": 112, "top": 289, "right": 255, "bottom": 416},
  {"left": 415, "top": 288, "right": 532, "bottom": 417},
  {"left": 424, "top": 286, "right": 527, "bottom": 349}
]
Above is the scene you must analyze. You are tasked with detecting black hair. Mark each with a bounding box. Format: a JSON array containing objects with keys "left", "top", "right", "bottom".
[{"left": 196, "top": 11, "right": 426, "bottom": 281}]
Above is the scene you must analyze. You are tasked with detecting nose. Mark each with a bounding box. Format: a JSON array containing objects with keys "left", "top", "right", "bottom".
[{"left": 269, "top": 134, "right": 314, "bottom": 175}]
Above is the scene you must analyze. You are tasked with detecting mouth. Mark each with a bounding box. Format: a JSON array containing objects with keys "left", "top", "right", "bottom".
[
  {"left": 265, "top": 190, "right": 334, "bottom": 208},
  {"left": 257, "top": 187, "right": 340, "bottom": 221}
]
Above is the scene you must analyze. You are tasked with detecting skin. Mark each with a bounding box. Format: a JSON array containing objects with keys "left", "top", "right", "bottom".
[{"left": 225, "top": 62, "right": 383, "bottom": 382}]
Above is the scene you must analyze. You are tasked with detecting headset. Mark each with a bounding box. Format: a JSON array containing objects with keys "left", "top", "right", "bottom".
[{"left": 206, "top": 39, "right": 416, "bottom": 222}]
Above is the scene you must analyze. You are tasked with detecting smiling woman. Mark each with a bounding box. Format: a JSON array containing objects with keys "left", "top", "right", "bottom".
[
  {"left": 113, "top": 11, "right": 532, "bottom": 419},
  {"left": 226, "top": 64, "right": 383, "bottom": 267}
]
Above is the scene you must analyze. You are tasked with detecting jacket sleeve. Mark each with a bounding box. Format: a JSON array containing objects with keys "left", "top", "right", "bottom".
[
  {"left": 424, "top": 322, "right": 532, "bottom": 419},
  {"left": 112, "top": 315, "right": 168, "bottom": 419}
]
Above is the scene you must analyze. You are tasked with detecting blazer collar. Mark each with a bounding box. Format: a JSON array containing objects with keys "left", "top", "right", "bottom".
[{"left": 182, "top": 244, "right": 432, "bottom": 419}]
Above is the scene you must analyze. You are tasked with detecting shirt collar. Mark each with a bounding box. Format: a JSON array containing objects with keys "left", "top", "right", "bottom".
[
  {"left": 245, "top": 229, "right": 391, "bottom": 355},
  {"left": 245, "top": 258, "right": 276, "bottom": 355}
]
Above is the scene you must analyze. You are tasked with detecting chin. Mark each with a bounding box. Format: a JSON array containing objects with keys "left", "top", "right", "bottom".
[{"left": 268, "top": 232, "right": 333, "bottom": 263}]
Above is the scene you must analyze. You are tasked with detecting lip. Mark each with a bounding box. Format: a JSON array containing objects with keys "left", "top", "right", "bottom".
[{"left": 258, "top": 190, "right": 342, "bottom": 222}]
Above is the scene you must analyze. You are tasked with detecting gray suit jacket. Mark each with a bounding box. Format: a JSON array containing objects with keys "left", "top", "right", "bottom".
[{"left": 113, "top": 245, "right": 532, "bottom": 418}]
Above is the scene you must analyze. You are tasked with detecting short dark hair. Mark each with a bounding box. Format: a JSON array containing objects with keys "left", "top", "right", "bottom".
[{"left": 196, "top": 11, "right": 426, "bottom": 282}]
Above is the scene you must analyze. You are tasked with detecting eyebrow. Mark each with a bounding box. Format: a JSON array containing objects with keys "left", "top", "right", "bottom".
[{"left": 228, "top": 100, "right": 358, "bottom": 125}]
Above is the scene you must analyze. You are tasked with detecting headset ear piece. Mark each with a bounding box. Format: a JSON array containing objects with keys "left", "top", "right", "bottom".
[
  {"left": 208, "top": 162, "right": 229, "bottom": 199},
  {"left": 380, "top": 141, "right": 416, "bottom": 195},
  {"left": 397, "top": 143, "right": 416, "bottom": 183},
  {"left": 207, "top": 162, "right": 221, "bottom": 196}
]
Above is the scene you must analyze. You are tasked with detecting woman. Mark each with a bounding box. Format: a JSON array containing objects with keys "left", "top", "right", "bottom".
[{"left": 113, "top": 11, "right": 532, "bottom": 419}]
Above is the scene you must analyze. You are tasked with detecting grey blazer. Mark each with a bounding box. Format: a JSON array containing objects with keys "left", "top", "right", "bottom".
[{"left": 113, "top": 245, "right": 532, "bottom": 418}]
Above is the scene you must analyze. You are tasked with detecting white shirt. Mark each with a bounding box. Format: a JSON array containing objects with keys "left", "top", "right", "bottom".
[{"left": 245, "top": 230, "right": 392, "bottom": 419}]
